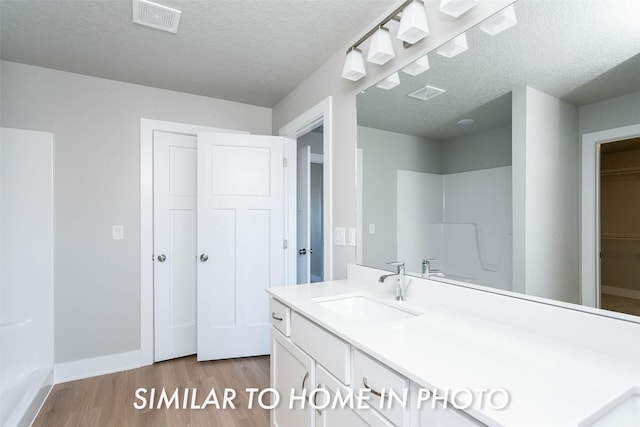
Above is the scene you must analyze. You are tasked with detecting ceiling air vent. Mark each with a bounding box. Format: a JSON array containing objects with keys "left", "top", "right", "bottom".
[
  {"left": 132, "top": 0, "right": 181, "bottom": 33},
  {"left": 407, "top": 85, "right": 446, "bottom": 101}
]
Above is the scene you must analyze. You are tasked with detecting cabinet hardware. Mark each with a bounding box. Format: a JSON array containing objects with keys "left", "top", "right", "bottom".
[
  {"left": 363, "top": 377, "right": 384, "bottom": 398},
  {"left": 271, "top": 312, "right": 283, "bottom": 321}
]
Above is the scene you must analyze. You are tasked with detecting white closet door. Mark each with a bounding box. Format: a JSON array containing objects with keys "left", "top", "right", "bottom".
[
  {"left": 196, "top": 132, "right": 284, "bottom": 360},
  {"left": 153, "top": 131, "right": 197, "bottom": 361}
]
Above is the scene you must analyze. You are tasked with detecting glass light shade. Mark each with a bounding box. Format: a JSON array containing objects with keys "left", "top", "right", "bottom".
[
  {"left": 367, "top": 27, "right": 395, "bottom": 65},
  {"left": 479, "top": 5, "right": 517, "bottom": 36},
  {"left": 342, "top": 48, "right": 366, "bottom": 81},
  {"left": 439, "top": 0, "right": 478, "bottom": 18},
  {"left": 397, "top": 0, "right": 430, "bottom": 44},
  {"left": 436, "top": 33, "right": 468, "bottom": 58},
  {"left": 402, "top": 54, "right": 430, "bottom": 76},
  {"left": 376, "top": 72, "right": 400, "bottom": 90}
]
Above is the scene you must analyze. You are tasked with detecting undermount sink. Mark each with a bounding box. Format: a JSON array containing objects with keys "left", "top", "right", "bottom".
[
  {"left": 314, "top": 295, "right": 419, "bottom": 325},
  {"left": 580, "top": 387, "right": 640, "bottom": 427}
]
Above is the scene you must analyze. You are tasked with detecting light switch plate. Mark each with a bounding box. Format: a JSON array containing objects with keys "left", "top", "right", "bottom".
[
  {"left": 112, "top": 225, "right": 124, "bottom": 240},
  {"left": 369, "top": 224, "right": 375, "bottom": 234},
  {"left": 334, "top": 227, "right": 346, "bottom": 246},
  {"left": 348, "top": 228, "right": 356, "bottom": 246}
]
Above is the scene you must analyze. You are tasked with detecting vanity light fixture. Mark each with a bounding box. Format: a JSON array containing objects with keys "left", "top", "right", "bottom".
[
  {"left": 397, "top": 0, "right": 430, "bottom": 44},
  {"left": 376, "top": 72, "right": 401, "bottom": 90},
  {"left": 479, "top": 5, "right": 517, "bottom": 36},
  {"left": 439, "top": 0, "right": 478, "bottom": 18},
  {"left": 341, "top": 0, "right": 430, "bottom": 81},
  {"left": 402, "top": 54, "right": 430, "bottom": 76},
  {"left": 436, "top": 33, "right": 468, "bottom": 58},
  {"left": 367, "top": 27, "right": 395, "bottom": 65},
  {"left": 342, "top": 47, "right": 366, "bottom": 81}
]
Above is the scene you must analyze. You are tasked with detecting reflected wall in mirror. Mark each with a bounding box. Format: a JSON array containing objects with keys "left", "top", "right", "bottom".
[{"left": 356, "top": 0, "right": 640, "bottom": 319}]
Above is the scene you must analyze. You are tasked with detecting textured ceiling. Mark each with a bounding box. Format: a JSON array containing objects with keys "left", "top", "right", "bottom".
[
  {"left": 357, "top": 0, "right": 640, "bottom": 140},
  {"left": 0, "top": 0, "right": 396, "bottom": 107}
]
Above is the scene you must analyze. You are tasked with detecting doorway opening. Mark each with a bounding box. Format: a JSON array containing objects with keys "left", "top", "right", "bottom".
[
  {"left": 279, "top": 96, "right": 333, "bottom": 286},
  {"left": 296, "top": 125, "right": 324, "bottom": 284},
  {"left": 599, "top": 137, "right": 640, "bottom": 317}
]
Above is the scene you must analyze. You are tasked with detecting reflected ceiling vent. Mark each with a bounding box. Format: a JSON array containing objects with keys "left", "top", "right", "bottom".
[
  {"left": 407, "top": 85, "right": 446, "bottom": 101},
  {"left": 133, "top": 0, "right": 182, "bottom": 33}
]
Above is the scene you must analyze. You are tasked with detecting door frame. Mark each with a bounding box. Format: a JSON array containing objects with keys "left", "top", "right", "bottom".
[
  {"left": 580, "top": 123, "right": 640, "bottom": 308},
  {"left": 279, "top": 97, "right": 333, "bottom": 285},
  {"left": 139, "top": 118, "right": 246, "bottom": 366}
]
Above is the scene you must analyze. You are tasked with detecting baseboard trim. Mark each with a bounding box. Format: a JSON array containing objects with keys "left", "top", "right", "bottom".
[
  {"left": 602, "top": 286, "right": 640, "bottom": 300},
  {"left": 55, "top": 350, "right": 141, "bottom": 384}
]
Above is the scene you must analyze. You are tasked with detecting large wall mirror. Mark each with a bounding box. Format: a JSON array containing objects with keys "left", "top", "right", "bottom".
[{"left": 356, "top": 0, "right": 640, "bottom": 320}]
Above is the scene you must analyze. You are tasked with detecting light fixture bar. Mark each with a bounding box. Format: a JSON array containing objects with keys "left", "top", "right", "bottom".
[{"left": 346, "top": 0, "right": 415, "bottom": 53}]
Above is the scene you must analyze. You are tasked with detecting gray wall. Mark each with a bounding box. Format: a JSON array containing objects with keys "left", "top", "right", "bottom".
[
  {"left": 298, "top": 130, "right": 324, "bottom": 154},
  {"left": 578, "top": 90, "right": 640, "bottom": 136},
  {"left": 441, "top": 124, "right": 512, "bottom": 174},
  {"left": 0, "top": 60, "right": 272, "bottom": 364},
  {"left": 512, "top": 86, "right": 579, "bottom": 303},
  {"left": 358, "top": 126, "right": 441, "bottom": 270},
  {"left": 272, "top": 0, "right": 515, "bottom": 279}
]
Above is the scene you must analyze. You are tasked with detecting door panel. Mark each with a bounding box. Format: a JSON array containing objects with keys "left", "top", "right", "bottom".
[
  {"left": 197, "top": 133, "right": 284, "bottom": 361},
  {"left": 153, "top": 131, "right": 197, "bottom": 362}
]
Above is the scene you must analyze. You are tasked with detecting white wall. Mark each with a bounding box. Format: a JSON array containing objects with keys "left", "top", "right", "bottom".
[
  {"left": 273, "top": 0, "right": 515, "bottom": 279},
  {"left": 0, "top": 60, "right": 272, "bottom": 364},
  {"left": 512, "top": 86, "right": 579, "bottom": 303}
]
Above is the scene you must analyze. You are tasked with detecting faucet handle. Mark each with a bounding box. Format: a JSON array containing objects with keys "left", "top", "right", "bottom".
[{"left": 386, "top": 261, "right": 405, "bottom": 273}]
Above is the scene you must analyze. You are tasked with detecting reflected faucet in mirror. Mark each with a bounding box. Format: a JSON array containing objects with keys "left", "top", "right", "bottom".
[
  {"left": 422, "top": 259, "right": 444, "bottom": 279},
  {"left": 379, "top": 261, "right": 411, "bottom": 301}
]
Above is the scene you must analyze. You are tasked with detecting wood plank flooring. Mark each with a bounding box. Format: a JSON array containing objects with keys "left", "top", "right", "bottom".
[{"left": 33, "top": 355, "right": 270, "bottom": 427}]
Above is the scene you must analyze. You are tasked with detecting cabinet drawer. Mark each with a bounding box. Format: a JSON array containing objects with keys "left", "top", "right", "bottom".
[
  {"left": 315, "top": 365, "right": 393, "bottom": 427},
  {"left": 290, "top": 312, "right": 350, "bottom": 384},
  {"left": 270, "top": 298, "right": 290, "bottom": 337},
  {"left": 352, "top": 349, "right": 410, "bottom": 427}
]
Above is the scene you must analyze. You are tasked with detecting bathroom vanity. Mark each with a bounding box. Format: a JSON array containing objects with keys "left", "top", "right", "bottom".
[{"left": 267, "top": 265, "right": 640, "bottom": 427}]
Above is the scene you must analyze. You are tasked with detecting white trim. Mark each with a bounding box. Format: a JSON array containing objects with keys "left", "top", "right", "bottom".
[
  {"left": 140, "top": 118, "right": 246, "bottom": 366},
  {"left": 602, "top": 286, "right": 640, "bottom": 301},
  {"left": 279, "top": 97, "right": 333, "bottom": 284},
  {"left": 581, "top": 123, "right": 640, "bottom": 308},
  {"left": 55, "top": 350, "right": 141, "bottom": 384}
]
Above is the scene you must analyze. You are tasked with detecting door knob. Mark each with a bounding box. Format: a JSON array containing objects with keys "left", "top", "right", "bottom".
[
  {"left": 299, "top": 248, "right": 307, "bottom": 255},
  {"left": 200, "top": 253, "right": 209, "bottom": 262},
  {"left": 157, "top": 254, "right": 167, "bottom": 262}
]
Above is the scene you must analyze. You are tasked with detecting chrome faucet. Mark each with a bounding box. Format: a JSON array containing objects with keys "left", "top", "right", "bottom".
[
  {"left": 379, "top": 261, "right": 409, "bottom": 301},
  {"left": 422, "top": 259, "right": 444, "bottom": 278}
]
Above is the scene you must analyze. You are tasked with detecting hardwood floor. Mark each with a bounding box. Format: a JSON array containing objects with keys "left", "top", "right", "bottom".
[{"left": 34, "top": 356, "right": 271, "bottom": 427}]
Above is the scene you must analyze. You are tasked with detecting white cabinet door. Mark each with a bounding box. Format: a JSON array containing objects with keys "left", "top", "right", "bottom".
[
  {"left": 271, "top": 329, "right": 315, "bottom": 427},
  {"left": 196, "top": 133, "right": 284, "bottom": 361},
  {"left": 315, "top": 365, "right": 384, "bottom": 427},
  {"left": 153, "top": 131, "right": 197, "bottom": 362}
]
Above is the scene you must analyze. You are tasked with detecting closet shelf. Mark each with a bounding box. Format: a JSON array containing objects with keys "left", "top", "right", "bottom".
[
  {"left": 602, "top": 233, "right": 640, "bottom": 241},
  {"left": 600, "top": 166, "right": 640, "bottom": 177}
]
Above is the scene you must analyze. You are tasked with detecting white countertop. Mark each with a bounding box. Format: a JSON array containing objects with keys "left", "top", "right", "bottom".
[{"left": 267, "top": 277, "right": 640, "bottom": 427}]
